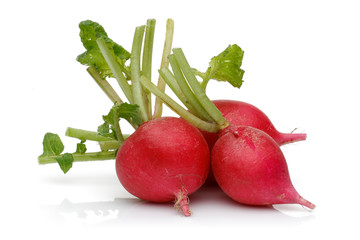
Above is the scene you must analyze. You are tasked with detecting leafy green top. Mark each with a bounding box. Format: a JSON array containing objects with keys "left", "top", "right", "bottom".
[
  {"left": 40, "top": 133, "right": 74, "bottom": 173},
  {"left": 98, "top": 103, "right": 142, "bottom": 140},
  {"left": 76, "top": 20, "right": 131, "bottom": 79},
  {"left": 40, "top": 133, "right": 64, "bottom": 156},
  {"left": 39, "top": 19, "right": 247, "bottom": 174},
  {"left": 195, "top": 44, "right": 245, "bottom": 89}
]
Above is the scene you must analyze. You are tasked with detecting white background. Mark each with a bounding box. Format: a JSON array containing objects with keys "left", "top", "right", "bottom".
[{"left": 1, "top": 0, "right": 359, "bottom": 239}]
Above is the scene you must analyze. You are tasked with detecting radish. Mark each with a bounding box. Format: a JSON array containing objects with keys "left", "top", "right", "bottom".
[
  {"left": 201, "top": 100, "right": 307, "bottom": 150},
  {"left": 115, "top": 117, "right": 210, "bottom": 216},
  {"left": 211, "top": 125, "right": 315, "bottom": 209}
]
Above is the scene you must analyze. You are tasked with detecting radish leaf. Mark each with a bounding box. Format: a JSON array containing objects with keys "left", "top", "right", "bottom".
[
  {"left": 114, "top": 103, "right": 142, "bottom": 126},
  {"left": 77, "top": 20, "right": 131, "bottom": 79},
  {"left": 98, "top": 103, "right": 141, "bottom": 140},
  {"left": 55, "top": 153, "right": 74, "bottom": 174},
  {"left": 75, "top": 141, "right": 87, "bottom": 154},
  {"left": 97, "top": 121, "right": 114, "bottom": 139},
  {"left": 40, "top": 133, "right": 75, "bottom": 174},
  {"left": 198, "top": 44, "right": 245, "bottom": 89},
  {"left": 41, "top": 133, "right": 64, "bottom": 156}
]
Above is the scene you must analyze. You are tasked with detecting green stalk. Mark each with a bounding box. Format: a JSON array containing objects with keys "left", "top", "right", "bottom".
[
  {"left": 153, "top": 19, "right": 175, "bottom": 118},
  {"left": 131, "top": 25, "right": 149, "bottom": 122},
  {"left": 192, "top": 68, "right": 211, "bottom": 90},
  {"left": 140, "top": 76, "right": 218, "bottom": 132},
  {"left": 142, "top": 19, "right": 156, "bottom": 80},
  {"left": 158, "top": 68, "right": 189, "bottom": 106},
  {"left": 168, "top": 55, "right": 213, "bottom": 122},
  {"left": 172, "top": 48, "right": 229, "bottom": 129},
  {"left": 198, "top": 71, "right": 211, "bottom": 90},
  {"left": 38, "top": 151, "right": 116, "bottom": 165},
  {"left": 96, "top": 38, "right": 133, "bottom": 103},
  {"left": 99, "top": 140, "right": 121, "bottom": 151},
  {"left": 142, "top": 19, "right": 156, "bottom": 118},
  {"left": 65, "top": 127, "right": 128, "bottom": 151},
  {"left": 65, "top": 127, "right": 115, "bottom": 142},
  {"left": 159, "top": 67, "right": 205, "bottom": 118},
  {"left": 113, "top": 112, "right": 125, "bottom": 144},
  {"left": 87, "top": 66, "right": 123, "bottom": 104}
]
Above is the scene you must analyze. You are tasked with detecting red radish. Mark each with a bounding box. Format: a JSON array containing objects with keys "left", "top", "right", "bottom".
[
  {"left": 116, "top": 117, "right": 210, "bottom": 216},
  {"left": 211, "top": 124, "right": 315, "bottom": 209},
  {"left": 201, "top": 100, "right": 307, "bottom": 149}
]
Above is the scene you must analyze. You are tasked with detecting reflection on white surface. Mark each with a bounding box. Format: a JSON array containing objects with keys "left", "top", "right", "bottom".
[{"left": 39, "top": 185, "right": 315, "bottom": 227}]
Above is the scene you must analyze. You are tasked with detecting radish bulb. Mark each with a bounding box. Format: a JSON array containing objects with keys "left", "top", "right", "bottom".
[
  {"left": 211, "top": 125, "right": 315, "bottom": 209},
  {"left": 202, "top": 100, "right": 307, "bottom": 149},
  {"left": 116, "top": 117, "right": 210, "bottom": 216}
]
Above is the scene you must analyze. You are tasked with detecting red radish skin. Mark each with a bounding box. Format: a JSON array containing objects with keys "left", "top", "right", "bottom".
[
  {"left": 201, "top": 100, "right": 307, "bottom": 149},
  {"left": 116, "top": 117, "right": 210, "bottom": 216},
  {"left": 211, "top": 125, "right": 315, "bottom": 209}
]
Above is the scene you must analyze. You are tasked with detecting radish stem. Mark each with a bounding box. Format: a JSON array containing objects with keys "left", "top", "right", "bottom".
[
  {"left": 113, "top": 110, "right": 125, "bottom": 143},
  {"left": 172, "top": 48, "right": 229, "bottom": 129},
  {"left": 158, "top": 68, "right": 199, "bottom": 115},
  {"left": 38, "top": 151, "right": 116, "bottom": 164},
  {"left": 65, "top": 127, "right": 125, "bottom": 151},
  {"left": 87, "top": 66, "right": 123, "bottom": 104},
  {"left": 140, "top": 76, "right": 218, "bottom": 132},
  {"left": 65, "top": 127, "right": 115, "bottom": 142},
  {"left": 131, "top": 25, "right": 150, "bottom": 123},
  {"left": 99, "top": 140, "right": 121, "bottom": 151},
  {"left": 142, "top": 19, "right": 156, "bottom": 118},
  {"left": 142, "top": 19, "right": 156, "bottom": 83},
  {"left": 153, "top": 19, "right": 174, "bottom": 118},
  {"left": 96, "top": 38, "right": 133, "bottom": 103},
  {"left": 168, "top": 55, "right": 213, "bottom": 122}
]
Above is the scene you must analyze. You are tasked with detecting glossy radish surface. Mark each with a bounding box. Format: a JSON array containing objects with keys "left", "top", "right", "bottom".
[
  {"left": 202, "top": 100, "right": 307, "bottom": 149},
  {"left": 116, "top": 117, "right": 210, "bottom": 216},
  {"left": 211, "top": 125, "right": 315, "bottom": 209}
]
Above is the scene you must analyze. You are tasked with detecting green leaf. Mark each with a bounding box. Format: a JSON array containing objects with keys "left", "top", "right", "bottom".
[
  {"left": 97, "top": 121, "right": 110, "bottom": 136},
  {"left": 41, "top": 133, "right": 64, "bottom": 156},
  {"left": 97, "top": 103, "right": 141, "bottom": 140},
  {"left": 97, "top": 121, "right": 116, "bottom": 139},
  {"left": 75, "top": 141, "right": 87, "bottom": 154},
  {"left": 103, "top": 103, "right": 141, "bottom": 127},
  {"left": 114, "top": 103, "right": 142, "bottom": 126},
  {"left": 55, "top": 153, "right": 74, "bottom": 174},
  {"left": 102, "top": 107, "right": 117, "bottom": 125},
  {"left": 203, "top": 44, "right": 245, "bottom": 88},
  {"left": 76, "top": 20, "right": 130, "bottom": 79}
]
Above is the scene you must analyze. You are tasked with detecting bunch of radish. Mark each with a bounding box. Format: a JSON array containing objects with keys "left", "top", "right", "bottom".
[{"left": 39, "top": 19, "right": 315, "bottom": 217}]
